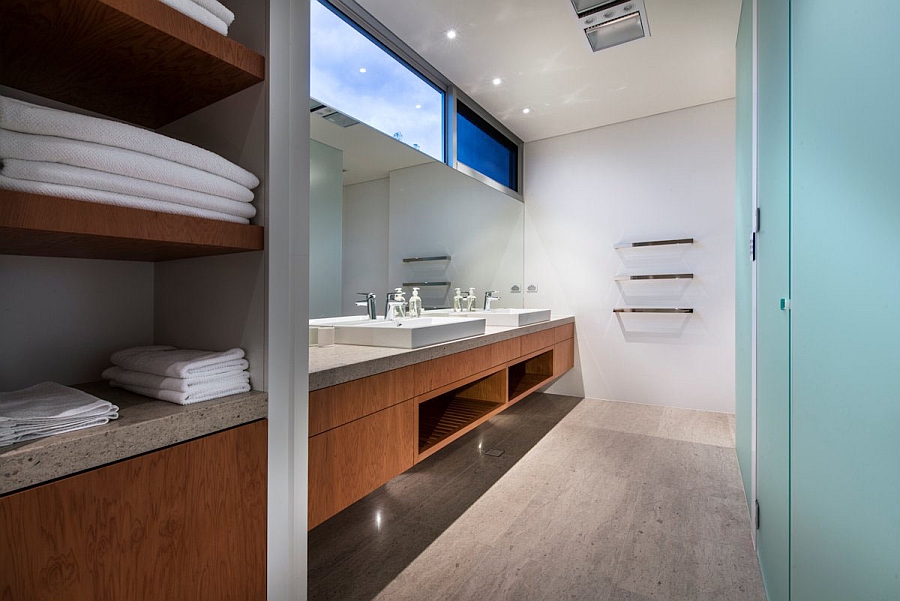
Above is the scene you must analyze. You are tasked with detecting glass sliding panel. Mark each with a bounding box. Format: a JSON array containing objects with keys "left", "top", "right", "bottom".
[
  {"left": 310, "top": 0, "right": 444, "bottom": 161},
  {"left": 456, "top": 102, "right": 519, "bottom": 192}
]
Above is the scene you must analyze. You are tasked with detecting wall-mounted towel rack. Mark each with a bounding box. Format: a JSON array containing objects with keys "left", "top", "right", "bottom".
[
  {"left": 614, "top": 273, "right": 694, "bottom": 281},
  {"left": 613, "top": 308, "right": 694, "bottom": 314},
  {"left": 403, "top": 255, "right": 451, "bottom": 263},
  {"left": 614, "top": 238, "right": 694, "bottom": 249},
  {"left": 402, "top": 281, "right": 451, "bottom": 287}
]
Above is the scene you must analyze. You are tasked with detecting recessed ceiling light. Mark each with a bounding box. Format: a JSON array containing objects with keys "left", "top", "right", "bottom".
[
  {"left": 359, "top": 67, "right": 366, "bottom": 73},
  {"left": 446, "top": 29, "right": 458, "bottom": 39},
  {"left": 492, "top": 77, "right": 502, "bottom": 85},
  {"left": 415, "top": 104, "right": 422, "bottom": 109},
  {"left": 522, "top": 108, "right": 531, "bottom": 114}
]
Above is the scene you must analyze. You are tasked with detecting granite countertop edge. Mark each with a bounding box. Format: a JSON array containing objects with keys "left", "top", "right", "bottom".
[{"left": 309, "top": 315, "right": 575, "bottom": 391}]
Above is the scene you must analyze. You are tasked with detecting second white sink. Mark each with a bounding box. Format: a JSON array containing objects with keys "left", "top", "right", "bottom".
[
  {"left": 333, "top": 317, "right": 486, "bottom": 349},
  {"left": 426, "top": 308, "right": 552, "bottom": 328}
]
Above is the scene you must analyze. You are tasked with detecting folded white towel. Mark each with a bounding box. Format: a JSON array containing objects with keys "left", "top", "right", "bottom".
[
  {"left": 0, "top": 382, "right": 117, "bottom": 421},
  {"left": 0, "top": 129, "right": 253, "bottom": 202},
  {"left": 0, "top": 173, "right": 250, "bottom": 224},
  {"left": 159, "top": 0, "right": 228, "bottom": 35},
  {"left": 2, "top": 159, "right": 255, "bottom": 219},
  {"left": 110, "top": 346, "right": 248, "bottom": 378},
  {"left": 102, "top": 365, "right": 249, "bottom": 393},
  {"left": 112, "top": 381, "right": 251, "bottom": 405},
  {"left": 190, "top": 0, "right": 235, "bottom": 26},
  {"left": 0, "top": 383, "right": 119, "bottom": 447},
  {"left": 0, "top": 96, "right": 257, "bottom": 188}
]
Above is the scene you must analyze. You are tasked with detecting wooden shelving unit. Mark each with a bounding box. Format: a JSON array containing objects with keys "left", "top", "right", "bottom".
[
  {"left": 0, "top": 191, "right": 264, "bottom": 261},
  {"left": 0, "top": 0, "right": 265, "bottom": 128}
]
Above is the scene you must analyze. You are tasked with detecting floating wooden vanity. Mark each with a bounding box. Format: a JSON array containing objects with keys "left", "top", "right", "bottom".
[{"left": 308, "top": 320, "right": 575, "bottom": 529}]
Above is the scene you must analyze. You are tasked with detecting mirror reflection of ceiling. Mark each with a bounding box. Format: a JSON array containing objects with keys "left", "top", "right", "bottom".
[
  {"left": 310, "top": 114, "right": 433, "bottom": 185},
  {"left": 356, "top": 0, "right": 741, "bottom": 142}
]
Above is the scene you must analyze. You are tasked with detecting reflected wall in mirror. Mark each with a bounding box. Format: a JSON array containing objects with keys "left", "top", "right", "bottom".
[{"left": 309, "top": 112, "right": 524, "bottom": 319}]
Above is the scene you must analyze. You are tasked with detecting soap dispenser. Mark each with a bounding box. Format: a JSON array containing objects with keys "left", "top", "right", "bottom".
[
  {"left": 453, "top": 288, "right": 463, "bottom": 312},
  {"left": 466, "top": 287, "right": 477, "bottom": 312},
  {"left": 394, "top": 287, "right": 407, "bottom": 319},
  {"left": 409, "top": 287, "right": 422, "bottom": 318}
]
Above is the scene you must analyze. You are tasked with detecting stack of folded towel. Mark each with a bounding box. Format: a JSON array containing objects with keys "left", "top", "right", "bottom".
[
  {"left": 160, "top": 0, "right": 235, "bottom": 36},
  {"left": 102, "top": 346, "right": 251, "bottom": 405},
  {"left": 0, "top": 382, "right": 119, "bottom": 447},
  {"left": 0, "top": 95, "right": 259, "bottom": 224}
]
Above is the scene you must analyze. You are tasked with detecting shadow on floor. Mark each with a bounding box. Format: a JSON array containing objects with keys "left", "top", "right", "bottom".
[{"left": 307, "top": 392, "right": 582, "bottom": 601}]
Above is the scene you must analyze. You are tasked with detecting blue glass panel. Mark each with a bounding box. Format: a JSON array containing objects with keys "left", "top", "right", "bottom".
[
  {"left": 456, "top": 104, "right": 518, "bottom": 191},
  {"left": 310, "top": 1, "right": 444, "bottom": 161}
]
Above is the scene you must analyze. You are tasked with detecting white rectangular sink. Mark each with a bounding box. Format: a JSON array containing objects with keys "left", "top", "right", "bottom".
[
  {"left": 426, "top": 308, "right": 552, "bottom": 328},
  {"left": 333, "top": 317, "right": 486, "bottom": 349}
]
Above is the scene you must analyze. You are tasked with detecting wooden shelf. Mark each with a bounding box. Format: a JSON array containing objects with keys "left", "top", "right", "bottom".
[
  {"left": 508, "top": 350, "right": 554, "bottom": 402},
  {"left": 0, "top": 191, "right": 263, "bottom": 261},
  {"left": 418, "top": 397, "right": 503, "bottom": 454},
  {"left": 0, "top": 0, "right": 265, "bottom": 128}
]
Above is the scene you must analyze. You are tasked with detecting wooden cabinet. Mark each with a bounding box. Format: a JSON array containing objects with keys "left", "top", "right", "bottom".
[
  {"left": 308, "top": 323, "right": 576, "bottom": 530},
  {"left": 0, "top": 420, "right": 267, "bottom": 601},
  {"left": 308, "top": 401, "right": 416, "bottom": 529}
]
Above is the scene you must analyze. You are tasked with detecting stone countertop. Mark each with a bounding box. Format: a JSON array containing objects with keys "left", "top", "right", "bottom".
[
  {"left": 0, "top": 382, "right": 267, "bottom": 496},
  {"left": 309, "top": 315, "right": 574, "bottom": 391}
]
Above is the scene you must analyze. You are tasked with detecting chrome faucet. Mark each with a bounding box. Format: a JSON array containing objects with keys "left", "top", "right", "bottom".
[
  {"left": 484, "top": 290, "right": 501, "bottom": 310},
  {"left": 356, "top": 292, "right": 377, "bottom": 320}
]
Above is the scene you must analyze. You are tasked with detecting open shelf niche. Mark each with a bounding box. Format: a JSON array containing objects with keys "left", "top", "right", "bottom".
[
  {"left": 508, "top": 350, "right": 555, "bottom": 403},
  {"left": 418, "top": 370, "right": 507, "bottom": 457}
]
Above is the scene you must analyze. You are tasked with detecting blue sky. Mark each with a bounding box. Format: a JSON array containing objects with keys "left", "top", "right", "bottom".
[{"left": 311, "top": 1, "right": 444, "bottom": 161}]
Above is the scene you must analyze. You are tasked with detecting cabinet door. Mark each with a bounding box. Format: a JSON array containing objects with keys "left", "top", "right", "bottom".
[
  {"left": 308, "top": 400, "right": 416, "bottom": 529},
  {"left": 0, "top": 420, "right": 267, "bottom": 601}
]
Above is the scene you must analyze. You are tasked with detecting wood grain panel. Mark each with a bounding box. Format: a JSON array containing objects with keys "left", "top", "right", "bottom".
[
  {"left": 520, "top": 328, "right": 556, "bottom": 356},
  {"left": 0, "top": 0, "right": 265, "bottom": 128},
  {"left": 414, "top": 345, "right": 492, "bottom": 396},
  {"left": 554, "top": 339, "right": 575, "bottom": 377},
  {"left": 509, "top": 350, "right": 555, "bottom": 403},
  {"left": 490, "top": 337, "right": 522, "bottom": 367},
  {"left": 0, "top": 191, "right": 264, "bottom": 261},
  {"left": 455, "top": 369, "right": 507, "bottom": 404},
  {"left": 554, "top": 323, "right": 575, "bottom": 343},
  {"left": 0, "top": 420, "right": 267, "bottom": 601},
  {"left": 309, "top": 401, "right": 415, "bottom": 529},
  {"left": 309, "top": 365, "right": 416, "bottom": 436}
]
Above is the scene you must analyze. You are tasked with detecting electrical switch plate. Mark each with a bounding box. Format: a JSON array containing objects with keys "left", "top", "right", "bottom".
[
  {"left": 526, "top": 283, "right": 539, "bottom": 293},
  {"left": 510, "top": 284, "right": 522, "bottom": 294}
]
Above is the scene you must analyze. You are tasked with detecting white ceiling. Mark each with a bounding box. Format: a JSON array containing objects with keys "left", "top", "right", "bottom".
[
  {"left": 357, "top": 0, "right": 741, "bottom": 142},
  {"left": 310, "top": 114, "right": 433, "bottom": 185}
]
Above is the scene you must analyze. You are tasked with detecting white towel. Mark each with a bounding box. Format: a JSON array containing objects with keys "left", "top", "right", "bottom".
[
  {"left": 0, "top": 174, "right": 250, "bottom": 224},
  {"left": 110, "top": 346, "right": 248, "bottom": 378},
  {"left": 2, "top": 159, "right": 255, "bottom": 219},
  {"left": 0, "top": 383, "right": 118, "bottom": 447},
  {"left": 159, "top": 0, "right": 228, "bottom": 35},
  {"left": 0, "top": 129, "right": 253, "bottom": 202},
  {"left": 0, "top": 96, "right": 257, "bottom": 188},
  {"left": 190, "top": 0, "right": 235, "bottom": 26},
  {"left": 102, "top": 365, "right": 249, "bottom": 393},
  {"left": 112, "top": 381, "right": 251, "bottom": 405},
  {"left": 0, "top": 382, "right": 117, "bottom": 421}
]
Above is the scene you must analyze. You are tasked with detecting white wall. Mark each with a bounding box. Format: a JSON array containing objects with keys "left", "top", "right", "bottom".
[
  {"left": 341, "top": 177, "right": 389, "bottom": 315},
  {"left": 309, "top": 140, "right": 343, "bottom": 318},
  {"left": 524, "top": 100, "right": 736, "bottom": 413}
]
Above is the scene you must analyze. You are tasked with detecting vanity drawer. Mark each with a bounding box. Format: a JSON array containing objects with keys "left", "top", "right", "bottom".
[
  {"left": 309, "top": 365, "right": 416, "bottom": 436},
  {"left": 491, "top": 337, "right": 522, "bottom": 367},
  {"left": 415, "top": 345, "right": 492, "bottom": 395},
  {"left": 521, "top": 328, "right": 556, "bottom": 356},
  {"left": 555, "top": 323, "right": 574, "bottom": 342}
]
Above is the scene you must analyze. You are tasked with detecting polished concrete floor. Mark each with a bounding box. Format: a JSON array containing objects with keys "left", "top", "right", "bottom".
[{"left": 309, "top": 393, "right": 765, "bottom": 601}]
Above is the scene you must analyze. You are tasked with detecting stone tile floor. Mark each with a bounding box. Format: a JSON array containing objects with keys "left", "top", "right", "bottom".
[{"left": 309, "top": 393, "right": 764, "bottom": 601}]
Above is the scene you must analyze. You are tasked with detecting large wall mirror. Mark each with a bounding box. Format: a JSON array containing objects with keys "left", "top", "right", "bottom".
[{"left": 309, "top": 110, "right": 525, "bottom": 319}]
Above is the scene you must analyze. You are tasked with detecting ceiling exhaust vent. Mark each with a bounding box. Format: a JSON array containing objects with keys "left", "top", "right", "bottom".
[
  {"left": 310, "top": 99, "right": 359, "bottom": 128},
  {"left": 570, "top": 0, "right": 650, "bottom": 52}
]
